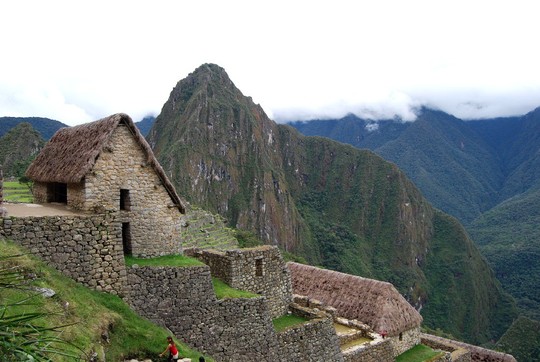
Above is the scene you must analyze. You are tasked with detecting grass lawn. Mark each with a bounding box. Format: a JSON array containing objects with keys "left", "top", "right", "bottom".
[
  {"left": 125, "top": 254, "right": 205, "bottom": 267},
  {"left": 396, "top": 344, "right": 445, "bottom": 362},
  {"left": 125, "top": 255, "right": 258, "bottom": 299},
  {"left": 272, "top": 314, "right": 309, "bottom": 331},
  {"left": 3, "top": 181, "right": 33, "bottom": 202},
  {"left": 212, "top": 278, "right": 259, "bottom": 299}
]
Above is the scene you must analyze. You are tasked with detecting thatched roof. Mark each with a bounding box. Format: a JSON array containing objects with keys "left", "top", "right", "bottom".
[
  {"left": 26, "top": 113, "right": 185, "bottom": 213},
  {"left": 288, "top": 262, "right": 422, "bottom": 336}
]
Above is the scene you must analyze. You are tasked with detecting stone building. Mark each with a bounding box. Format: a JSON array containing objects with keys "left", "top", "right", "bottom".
[
  {"left": 25, "top": 113, "right": 186, "bottom": 257},
  {"left": 288, "top": 262, "right": 423, "bottom": 358},
  {"left": 186, "top": 246, "right": 292, "bottom": 318}
]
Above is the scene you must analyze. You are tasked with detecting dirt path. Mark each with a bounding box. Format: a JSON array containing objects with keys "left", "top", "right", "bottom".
[{"left": 2, "top": 203, "right": 83, "bottom": 217}]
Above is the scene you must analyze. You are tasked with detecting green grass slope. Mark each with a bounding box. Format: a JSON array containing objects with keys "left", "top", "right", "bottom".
[{"left": 0, "top": 240, "right": 212, "bottom": 361}]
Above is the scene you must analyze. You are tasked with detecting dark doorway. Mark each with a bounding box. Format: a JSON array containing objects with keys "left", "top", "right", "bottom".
[
  {"left": 120, "top": 189, "right": 130, "bottom": 211},
  {"left": 47, "top": 183, "right": 67, "bottom": 203},
  {"left": 122, "top": 222, "right": 132, "bottom": 255}
]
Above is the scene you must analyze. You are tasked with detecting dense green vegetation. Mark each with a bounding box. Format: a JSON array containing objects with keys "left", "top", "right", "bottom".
[
  {"left": 422, "top": 212, "right": 517, "bottom": 343},
  {"left": 469, "top": 189, "right": 540, "bottom": 320},
  {"left": 0, "top": 240, "right": 213, "bottom": 361},
  {"left": 272, "top": 314, "right": 309, "bottom": 331},
  {"left": 395, "top": 344, "right": 445, "bottom": 362},
  {"left": 496, "top": 316, "right": 540, "bottom": 362},
  {"left": 0, "top": 122, "right": 44, "bottom": 178}
]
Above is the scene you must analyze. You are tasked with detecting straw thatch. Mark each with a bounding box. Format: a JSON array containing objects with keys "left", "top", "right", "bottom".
[
  {"left": 287, "top": 262, "right": 422, "bottom": 336},
  {"left": 26, "top": 113, "right": 185, "bottom": 213}
]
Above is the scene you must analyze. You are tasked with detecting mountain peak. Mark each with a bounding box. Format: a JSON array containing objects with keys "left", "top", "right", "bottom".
[{"left": 182, "top": 63, "right": 236, "bottom": 90}]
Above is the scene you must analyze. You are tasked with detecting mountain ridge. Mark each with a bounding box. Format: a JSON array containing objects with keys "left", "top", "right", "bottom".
[
  {"left": 147, "top": 63, "right": 517, "bottom": 344},
  {"left": 287, "top": 106, "right": 540, "bottom": 324}
]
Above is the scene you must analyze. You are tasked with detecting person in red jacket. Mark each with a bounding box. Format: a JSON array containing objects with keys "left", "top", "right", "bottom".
[{"left": 159, "top": 336, "right": 179, "bottom": 361}]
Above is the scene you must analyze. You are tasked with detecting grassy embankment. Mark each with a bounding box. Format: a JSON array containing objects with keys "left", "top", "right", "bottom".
[
  {"left": 2, "top": 181, "right": 33, "bottom": 202},
  {"left": 0, "top": 240, "right": 213, "bottom": 361},
  {"left": 395, "top": 344, "right": 445, "bottom": 362}
]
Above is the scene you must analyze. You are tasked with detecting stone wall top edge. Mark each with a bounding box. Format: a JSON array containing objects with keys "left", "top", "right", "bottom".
[
  {"left": 128, "top": 265, "right": 210, "bottom": 271},
  {"left": 421, "top": 333, "right": 516, "bottom": 361},
  {"left": 2, "top": 213, "right": 113, "bottom": 221}
]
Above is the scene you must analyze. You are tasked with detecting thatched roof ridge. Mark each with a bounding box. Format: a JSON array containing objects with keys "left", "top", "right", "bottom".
[
  {"left": 26, "top": 113, "right": 185, "bottom": 213},
  {"left": 287, "top": 262, "right": 422, "bottom": 336}
]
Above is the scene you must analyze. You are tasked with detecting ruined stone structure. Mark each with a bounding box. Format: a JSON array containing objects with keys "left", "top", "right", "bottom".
[
  {"left": 421, "top": 334, "right": 516, "bottom": 362},
  {"left": 26, "top": 113, "right": 185, "bottom": 257},
  {"left": 126, "top": 260, "right": 342, "bottom": 362},
  {"left": 288, "top": 262, "right": 423, "bottom": 358},
  {"left": 185, "top": 246, "right": 292, "bottom": 318}
]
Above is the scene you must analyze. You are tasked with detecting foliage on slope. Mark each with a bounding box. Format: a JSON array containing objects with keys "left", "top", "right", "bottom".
[
  {"left": 469, "top": 188, "right": 540, "bottom": 320},
  {"left": 496, "top": 316, "right": 540, "bottom": 362},
  {"left": 0, "top": 122, "right": 44, "bottom": 177}
]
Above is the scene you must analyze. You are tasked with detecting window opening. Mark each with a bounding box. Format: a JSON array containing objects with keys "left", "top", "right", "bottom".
[
  {"left": 255, "top": 258, "right": 263, "bottom": 276},
  {"left": 122, "top": 222, "right": 132, "bottom": 256},
  {"left": 120, "top": 189, "right": 130, "bottom": 210}
]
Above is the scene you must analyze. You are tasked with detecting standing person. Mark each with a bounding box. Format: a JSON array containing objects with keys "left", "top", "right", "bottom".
[{"left": 159, "top": 336, "right": 179, "bottom": 361}]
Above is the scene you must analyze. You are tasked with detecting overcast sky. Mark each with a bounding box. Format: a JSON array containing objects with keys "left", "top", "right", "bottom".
[{"left": 2, "top": 1, "right": 540, "bottom": 126}]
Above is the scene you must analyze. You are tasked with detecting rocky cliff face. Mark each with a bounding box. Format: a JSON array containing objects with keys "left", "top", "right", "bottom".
[
  {"left": 148, "top": 64, "right": 303, "bottom": 251},
  {"left": 147, "top": 64, "right": 516, "bottom": 343}
]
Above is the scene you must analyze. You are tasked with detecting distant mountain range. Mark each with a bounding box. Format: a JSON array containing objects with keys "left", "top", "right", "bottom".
[
  {"left": 0, "top": 116, "right": 67, "bottom": 140},
  {"left": 288, "top": 107, "right": 540, "bottom": 321}
]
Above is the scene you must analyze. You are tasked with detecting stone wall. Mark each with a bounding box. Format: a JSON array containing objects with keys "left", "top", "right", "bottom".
[
  {"left": 0, "top": 214, "right": 128, "bottom": 296},
  {"left": 80, "top": 124, "right": 184, "bottom": 257},
  {"left": 421, "top": 334, "right": 515, "bottom": 362},
  {"left": 276, "top": 315, "right": 344, "bottom": 362},
  {"left": 127, "top": 265, "right": 280, "bottom": 361},
  {"left": 342, "top": 337, "right": 394, "bottom": 362},
  {"left": 282, "top": 302, "right": 343, "bottom": 361},
  {"left": 126, "top": 265, "right": 346, "bottom": 362},
  {"left": 187, "top": 246, "right": 292, "bottom": 318},
  {"left": 388, "top": 327, "right": 421, "bottom": 357},
  {"left": 31, "top": 182, "right": 47, "bottom": 203}
]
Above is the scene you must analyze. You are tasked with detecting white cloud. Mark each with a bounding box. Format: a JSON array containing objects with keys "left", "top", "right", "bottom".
[{"left": 1, "top": 0, "right": 540, "bottom": 125}]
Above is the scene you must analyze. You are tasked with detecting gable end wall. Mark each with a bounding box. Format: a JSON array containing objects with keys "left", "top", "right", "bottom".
[{"left": 82, "top": 124, "right": 183, "bottom": 257}]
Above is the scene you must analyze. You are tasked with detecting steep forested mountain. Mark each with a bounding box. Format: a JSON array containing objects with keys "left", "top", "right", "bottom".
[
  {"left": 0, "top": 116, "right": 67, "bottom": 140},
  {"left": 288, "top": 108, "right": 540, "bottom": 321},
  {"left": 147, "top": 63, "right": 517, "bottom": 344},
  {"left": 0, "top": 122, "right": 45, "bottom": 177}
]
